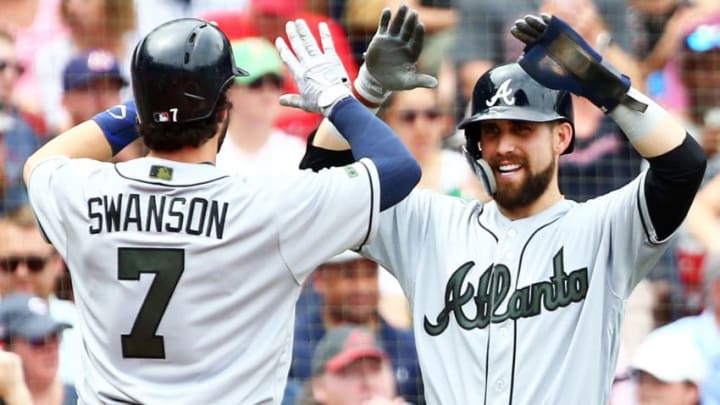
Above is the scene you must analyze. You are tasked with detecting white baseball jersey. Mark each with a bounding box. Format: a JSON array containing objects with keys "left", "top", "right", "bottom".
[
  {"left": 362, "top": 171, "right": 671, "bottom": 405},
  {"left": 27, "top": 155, "right": 380, "bottom": 404}
]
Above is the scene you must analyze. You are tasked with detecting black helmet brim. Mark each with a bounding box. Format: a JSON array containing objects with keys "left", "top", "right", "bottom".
[{"left": 458, "top": 105, "right": 569, "bottom": 129}]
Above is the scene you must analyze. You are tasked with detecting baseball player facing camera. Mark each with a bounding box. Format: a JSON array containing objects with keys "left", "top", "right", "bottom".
[
  {"left": 21, "top": 11, "right": 423, "bottom": 405},
  {"left": 304, "top": 12, "right": 707, "bottom": 405}
]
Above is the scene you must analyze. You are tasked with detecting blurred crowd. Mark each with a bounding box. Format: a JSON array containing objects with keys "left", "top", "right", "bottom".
[{"left": 0, "top": 0, "right": 719, "bottom": 404}]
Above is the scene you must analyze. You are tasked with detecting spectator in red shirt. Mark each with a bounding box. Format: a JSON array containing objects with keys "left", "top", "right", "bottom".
[{"left": 201, "top": 0, "right": 358, "bottom": 139}]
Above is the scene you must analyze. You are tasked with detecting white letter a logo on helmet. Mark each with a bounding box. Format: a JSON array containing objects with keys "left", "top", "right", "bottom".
[{"left": 486, "top": 79, "right": 515, "bottom": 107}]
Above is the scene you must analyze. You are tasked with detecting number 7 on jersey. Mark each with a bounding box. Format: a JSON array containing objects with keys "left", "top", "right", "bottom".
[{"left": 118, "top": 247, "right": 184, "bottom": 359}]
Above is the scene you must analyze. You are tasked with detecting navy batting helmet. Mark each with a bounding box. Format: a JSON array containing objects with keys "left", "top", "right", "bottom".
[
  {"left": 131, "top": 18, "right": 248, "bottom": 124},
  {"left": 459, "top": 63, "right": 574, "bottom": 159},
  {"left": 458, "top": 63, "right": 574, "bottom": 195}
]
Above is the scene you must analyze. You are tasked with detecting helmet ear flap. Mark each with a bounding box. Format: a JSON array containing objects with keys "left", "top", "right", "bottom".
[{"left": 462, "top": 131, "right": 496, "bottom": 196}]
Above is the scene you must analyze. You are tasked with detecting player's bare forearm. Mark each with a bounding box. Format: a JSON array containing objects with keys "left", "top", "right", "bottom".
[
  {"left": 509, "top": 14, "right": 681, "bottom": 157},
  {"left": 592, "top": 49, "right": 685, "bottom": 158},
  {"left": 610, "top": 91, "right": 686, "bottom": 158},
  {"left": 23, "top": 120, "right": 113, "bottom": 184},
  {"left": 23, "top": 100, "right": 138, "bottom": 185},
  {"left": 312, "top": 3, "right": 436, "bottom": 153},
  {"left": 315, "top": 120, "right": 351, "bottom": 150}
]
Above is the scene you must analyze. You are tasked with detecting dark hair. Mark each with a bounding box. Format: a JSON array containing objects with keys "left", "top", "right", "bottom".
[{"left": 140, "top": 93, "right": 230, "bottom": 152}]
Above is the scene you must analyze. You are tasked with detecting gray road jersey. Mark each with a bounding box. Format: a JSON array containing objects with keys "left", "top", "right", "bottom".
[
  {"left": 27, "top": 156, "right": 380, "bottom": 404},
  {"left": 362, "top": 172, "right": 672, "bottom": 405}
]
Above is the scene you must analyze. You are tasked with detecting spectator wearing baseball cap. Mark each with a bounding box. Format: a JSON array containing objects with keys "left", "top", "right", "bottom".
[
  {"left": 61, "top": 50, "right": 141, "bottom": 162},
  {"left": 646, "top": 251, "right": 720, "bottom": 405},
  {"left": 631, "top": 326, "right": 708, "bottom": 405},
  {"left": 0, "top": 293, "right": 76, "bottom": 405},
  {"left": 289, "top": 252, "right": 423, "bottom": 404},
  {"left": 61, "top": 50, "right": 127, "bottom": 125},
  {"left": 217, "top": 37, "right": 305, "bottom": 177},
  {"left": 304, "top": 326, "right": 403, "bottom": 405}
]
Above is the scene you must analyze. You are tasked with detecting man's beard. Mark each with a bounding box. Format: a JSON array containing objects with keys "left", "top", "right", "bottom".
[
  {"left": 330, "top": 303, "right": 377, "bottom": 324},
  {"left": 493, "top": 156, "right": 556, "bottom": 210}
]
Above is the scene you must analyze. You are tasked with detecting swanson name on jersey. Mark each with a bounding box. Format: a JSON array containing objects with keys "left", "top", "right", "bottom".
[
  {"left": 424, "top": 248, "right": 588, "bottom": 335},
  {"left": 87, "top": 193, "right": 229, "bottom": 239}
]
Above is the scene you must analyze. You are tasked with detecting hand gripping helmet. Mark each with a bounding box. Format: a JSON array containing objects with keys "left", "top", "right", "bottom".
[
  {"left": 457, "top": 63, "right": 574, "bottom": 195},
  {"left": 131, "top": 18, "right": 248, "bottom": 124}
]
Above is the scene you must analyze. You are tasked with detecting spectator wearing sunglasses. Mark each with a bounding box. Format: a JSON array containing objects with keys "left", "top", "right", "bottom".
[
  {"left": 216, "top": 38, "right": 306, "bottom": 176},
  {"left": 0, "top": 206, "right": 80, "bottom": 387},
  {"left": 0, "top": 31, "right": 44, "bottom": 216},
  {"left": 374, "top": 87, "right": 488, "bottom": 329},
  {"left": 380, "top": 88, "right": 487, "bottom": 201},
  {"left": 0, "top": 293, "right": 76, "bottom": 405}
]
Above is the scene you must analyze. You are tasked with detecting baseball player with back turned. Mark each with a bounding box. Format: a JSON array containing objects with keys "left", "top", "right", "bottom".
[
  {"left": 20, "top": 10, "right": 427, "bottom": 404},
  {"left": 304, "top": 13, "right": 708, "bottom": 405}
]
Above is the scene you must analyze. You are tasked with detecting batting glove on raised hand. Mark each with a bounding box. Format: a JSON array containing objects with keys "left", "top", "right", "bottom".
[
  {"left": 355, "top": 5, "right": 438, "bottom": 105},
  {"left": 511, "top": 13, "right": 645, "bottom": 113},
  {"left": 275, "top": 19, "right": 352, "bottom": 116}
]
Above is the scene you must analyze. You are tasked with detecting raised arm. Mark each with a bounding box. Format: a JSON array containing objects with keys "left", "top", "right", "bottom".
[
  {"left": 23, "top": 101, "right": 138, "bottom": 185},
  {"left": 276, "top": 19, "right": 421, "bottom": 210},
  {"left": 511, "top": 14, "right": 706, "bottom": 239},
  {"left": 302, "top": 5, "right": 438, "bottom": 158}
]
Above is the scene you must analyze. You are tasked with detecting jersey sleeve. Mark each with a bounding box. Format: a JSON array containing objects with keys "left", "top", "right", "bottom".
[
  {"left": 277, "top": 159, "right": 381, "bottom": 281},
  {"left": 583, "top": 171, "right": 671, "bottom": 298},
  {"left": 25, "top": 157, "right": 83, "bottom": 255},
  {"left": 361, "top": 190, "right": 470, "bottom": 301}
]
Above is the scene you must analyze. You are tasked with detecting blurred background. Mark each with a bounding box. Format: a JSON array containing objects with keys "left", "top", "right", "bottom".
[{"left": 0, "top": 0, "right": 719, "bottom": 404}]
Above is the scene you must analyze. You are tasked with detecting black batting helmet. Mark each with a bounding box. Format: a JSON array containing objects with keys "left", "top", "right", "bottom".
[
  {"left": 459, "top": 63, "right": 575, "bottom": 161},
  {"left": 131, "top": 18, "right": 248, "bottom": 124}
]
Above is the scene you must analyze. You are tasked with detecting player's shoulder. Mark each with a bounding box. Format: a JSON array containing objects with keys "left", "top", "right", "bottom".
[
  {"left": 394, "top": 188, "right": 482, "bottom": 222},
  {"left": 30, "top": 156, "right": 110, "bottom": 179}
]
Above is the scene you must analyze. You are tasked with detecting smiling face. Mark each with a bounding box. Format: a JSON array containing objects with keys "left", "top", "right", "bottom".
[{"left": 475, "top": 119, "right": 571, "bottom": 212}]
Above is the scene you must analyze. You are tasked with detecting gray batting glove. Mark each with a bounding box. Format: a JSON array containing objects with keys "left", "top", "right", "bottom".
[
  {"left": 355, "top": 5, "right": 438, "bottom": 105},
  {"left": 275, "top": 19, "right": 352, "bottom": 116}
]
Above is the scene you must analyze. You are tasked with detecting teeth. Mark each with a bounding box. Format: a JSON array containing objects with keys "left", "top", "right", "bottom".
[{"left": 498, "top": 164, "right": 521, "bottom": 173}]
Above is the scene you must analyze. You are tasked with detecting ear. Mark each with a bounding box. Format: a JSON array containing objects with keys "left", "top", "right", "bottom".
[
  {"left": 682, "top": 383, "right": 700, "bottom": 404},
  {"left": 50, "top": 252, "right": 64, "bottom": 278},
  {"left": 554, "top": 121, "right": 573, "bottom": 154}
]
